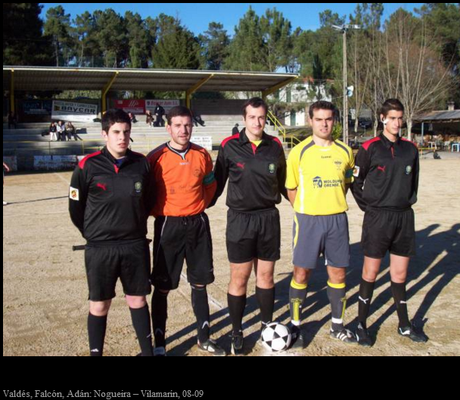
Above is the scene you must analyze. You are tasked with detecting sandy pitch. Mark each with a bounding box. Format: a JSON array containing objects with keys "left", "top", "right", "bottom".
[{"left": 3, "top": 156, "right": 459, "bottom": 356}]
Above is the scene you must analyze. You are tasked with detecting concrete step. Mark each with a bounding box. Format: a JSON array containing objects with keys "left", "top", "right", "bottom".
[
  {"left": 3, "top": 131, "right": 278, "bottom": 142},
  {"left": 3, "top": 127, "right": 278, "bottom": 141},
  {"left": 4, "top": 135, "right": 284, "bottom": 156},
  {"left": 3, "top": 122, "right": 282, "bottom": 157},
  {"left": 4, "top": 120, "right": 245, "bottom": 130}
]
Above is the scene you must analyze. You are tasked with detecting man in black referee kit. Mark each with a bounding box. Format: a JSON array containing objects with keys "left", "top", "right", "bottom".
[
  {"left": 352, "top": 98, "right": 428, "bottom": 346},
  {"left": 69, "top": 109, "right": 154, "bottom": 356},
  {"left": 210, "top": 97, "right": 287, "bottom": 355}
]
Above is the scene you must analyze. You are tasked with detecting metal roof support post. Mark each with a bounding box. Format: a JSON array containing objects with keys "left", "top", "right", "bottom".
[
  {"left": 10, "top": 69, "right": 15, "bottom": 114},
  {"left": 101, "top": 72, "right": 119, "bottom": 114},
  {"left": 185, "top": 74, "right": 214, "bottom": 109}
]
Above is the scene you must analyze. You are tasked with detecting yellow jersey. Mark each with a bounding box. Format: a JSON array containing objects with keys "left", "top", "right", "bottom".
[{"left": 286, "top": 136, "right": 354, "bottom": 215}]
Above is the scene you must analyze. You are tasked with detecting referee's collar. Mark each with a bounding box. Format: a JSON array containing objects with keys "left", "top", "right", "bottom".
[
  {"left": 102, "top": 146, "right": 133, "bottom": 164},
  {"left": 239, "top": 128, "right": 269, "bottom": 146},
  {"left": 379, "top": 132, "right": 401, "bottom": 148}
]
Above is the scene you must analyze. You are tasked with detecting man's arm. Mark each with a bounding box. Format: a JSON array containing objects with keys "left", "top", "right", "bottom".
[
  {"left": 344, "top": 150, "right": 355, "bottom": 195},
  {"left": 143, "top": 158, "right": 156, "bottom": 216},
  {"left": 351, "top": 147, "right": 370, "bottom": 212},
  {"left": 208, "top": 145, "right": 228, "bottom": 208},
  {"left": 410, "top": 147, "right": 420, "bottom": 205},
  {"left": 287, "top": 188, "right": 297, "bottom": 207},
  {"left": 277, "top": 150, "right": 288, "bottom": 201},
  {"left": 413, "top": 149, "right": 420, "bottom": 196},
  {"left": 69, "top": 164, "right": 88, "bottom": 236},
  {"left": 285, "top": 147, "right": 300, "bottom": 207},
  {"left": 203, "top": 151, "right": 217, "bottom": 208}
]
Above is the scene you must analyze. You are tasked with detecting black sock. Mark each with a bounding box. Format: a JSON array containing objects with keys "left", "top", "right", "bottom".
[
  {"left": 191, "top": 285, "right": 210, "bottom": 344},
  {"left": 327, "top": 281, "right": 347, "bottom": 332},
  {"left": 130, "top": 305, "right": 153, "bottom": 356},
  {"left": 358, "top": 279, "right": 375, "bottom": 330},
  {"left": 151, "top": 289, "right": 168, "bottom": 348},
  {"left": 391, "top": 281, "right": 410, "bottom": 328},
  {"left": 227, "top": 293, "right": 246, "bottom": 335},
  {"left": 256, "top": 286, "right": 275, "bottom": 327},
  {"left": 289, "top": 278, "right": 308, "bottom": 328},
  {"left": 88, "top": 313, "right": 107, "bottom": 357}
]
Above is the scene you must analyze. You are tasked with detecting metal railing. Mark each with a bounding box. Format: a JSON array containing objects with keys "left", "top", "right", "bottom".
[
  {"left": 267, "top": 111, "right": 303, "bottom": 149},
  {"left": 267, "top": 110, "right": 286, "bottom": 138}
]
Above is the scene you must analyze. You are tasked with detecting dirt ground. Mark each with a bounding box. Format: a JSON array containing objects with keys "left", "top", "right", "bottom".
[{"left": 3, "top": 154, "right": 460, "bottom": 356}]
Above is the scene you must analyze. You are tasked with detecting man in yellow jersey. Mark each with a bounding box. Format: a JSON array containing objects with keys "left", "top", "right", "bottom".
[{"left": 286, "top": 101, "right": 356, "bottom": 348}]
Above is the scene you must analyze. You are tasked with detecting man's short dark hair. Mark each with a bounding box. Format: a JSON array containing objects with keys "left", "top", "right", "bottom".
[
  {"left": 102, "top": 109, "right": 131, "bottom": 132},
  {"left": 242, "top": 97, "right": 268, "bottom": 118},
  {"left": 309, "top": 101, "right": 337, "bottom": 119},
  {"left": 380, "top": 98, "right": 404, "bottom": 117},
  {"left": 166, "top": 106, "right": 193, "bottom": 125}
]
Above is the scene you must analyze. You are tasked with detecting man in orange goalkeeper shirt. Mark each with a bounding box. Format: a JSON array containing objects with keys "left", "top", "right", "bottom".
[{"left": 147, "top": 106, "right": 225, "bottom": 356}]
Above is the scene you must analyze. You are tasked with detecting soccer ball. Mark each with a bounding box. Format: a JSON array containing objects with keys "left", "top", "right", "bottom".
[{"left": 260, "top": 322, "right": 291, "bottom": 352}]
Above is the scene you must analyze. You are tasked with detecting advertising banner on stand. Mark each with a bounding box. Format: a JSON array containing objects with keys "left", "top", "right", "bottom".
[
  {"left": 113, "top": 99, "right": 145, "bottom": 114},
  {"left": 51, "top": 101, "right": 98, "bottom": 123},
  {"left": 146, "top": 100, "right": 180, "bottom": 114}
]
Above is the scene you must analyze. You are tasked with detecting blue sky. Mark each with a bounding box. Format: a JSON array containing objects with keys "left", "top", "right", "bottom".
[{"left": 40, "top": 3, "right": 424, "bottom": 36}]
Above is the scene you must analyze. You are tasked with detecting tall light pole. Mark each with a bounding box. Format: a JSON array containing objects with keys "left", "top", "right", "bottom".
[{"left": 332, "top": 24, "right": 359, "bottom": 145}]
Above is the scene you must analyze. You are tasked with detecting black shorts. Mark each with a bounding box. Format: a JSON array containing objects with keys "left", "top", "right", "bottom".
[
  {"left": 362, "top": 208, "right": 416, "bottom": 259},
  {"left": 85, "top": 239, "right": 151, "bottom": 302},
  {"left": 152, "top": 213, "right": 215, "bottom": 290},
  {"left": 226, "top": 208, "right": 281, "bottom": 264}
]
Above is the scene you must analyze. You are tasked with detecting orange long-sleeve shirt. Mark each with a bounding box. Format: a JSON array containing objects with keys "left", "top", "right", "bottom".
[{"left": 147, "top": 142, "right": 216, "bottom": 217}]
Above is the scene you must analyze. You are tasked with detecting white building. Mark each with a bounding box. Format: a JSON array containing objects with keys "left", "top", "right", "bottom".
[
  {"left": 229, "top": 78, "right": 333, "bottom": 127},
  {"left": 274, "top": 78, "right": 333, "bottom": 127}
]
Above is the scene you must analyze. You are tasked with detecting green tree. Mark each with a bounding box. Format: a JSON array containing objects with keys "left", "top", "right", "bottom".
[
  {"left": 358, "top": 3, "right": 386, "bottom": 135},
  {"left": 383, "top": 8, "right": 454, "bottom": 138},
  {"left": 348, "top": 3, "right": 373, "bottom": 133},
  {"left": 260, "top": 8, "right": 293, "bottom": 72},
  {"left": 151, "top": 14, "right": 203, "bottom": 69},
  {"left": 224, "top": 7, "right": 266, "bottom": 71},
  {"left": 416, "top": 3, "right": 460, "bottom": 106},
  {"left": 3, "top": 3, "right": 53, "bottom": 66},
  {"left": 44, "top": 5, "right": 74, "bottom": 66},
  {"left": 291, "top": 28, "right": 315, "bottom": 76},
  {"left": 144, "top": 16, "right": 159, "bottom": 63},
  {"left": 125, "top": 11, "right": 151, "bottom": 68},
  {"left": 319, "top": 10, "right": 346, "bottom": 28},
  {"left": 74, "top": 11, "right": 103, "bottom": 67},
  {"left": 319, "top": 10, "right": 346, "bottom": 97},
  {"left": 95, "top": 9, "right": 128, "bottom": 68},
  {"left": 199, "top": 22, "right": 230, "bottom": 70}
]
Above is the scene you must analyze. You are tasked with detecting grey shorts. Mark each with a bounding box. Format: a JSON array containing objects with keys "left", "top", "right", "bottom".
[{"left": 293, "top": 212, "right": 350, "bottom": 269}]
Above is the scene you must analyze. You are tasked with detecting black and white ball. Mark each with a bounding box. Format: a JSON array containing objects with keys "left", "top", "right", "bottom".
[{"left": 261, "top": 322, "right": 291, "bottom": 352}]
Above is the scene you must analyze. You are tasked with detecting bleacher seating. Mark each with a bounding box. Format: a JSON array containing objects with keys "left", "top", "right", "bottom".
[{"left": 2, "top": 118, "right": 279, "bottom": 157}]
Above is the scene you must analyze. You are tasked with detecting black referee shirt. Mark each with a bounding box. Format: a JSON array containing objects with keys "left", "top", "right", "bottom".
[
  {"left": 69, "top": 147, "right": 153, "bottom": 243},
  {"left": 351, "top": 133, "right": 419, "bottom": 212},
  {"left": 210, "top": 128, "right": 287, "bottom": 212}
]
